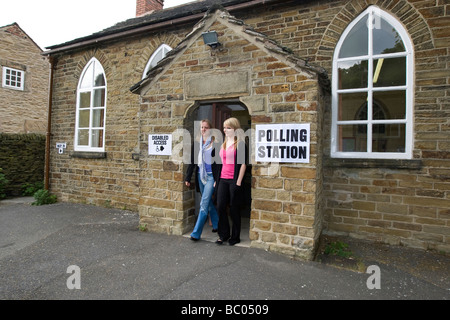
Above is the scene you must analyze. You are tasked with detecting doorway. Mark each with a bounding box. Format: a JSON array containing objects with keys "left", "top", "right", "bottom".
[{"left": 186, "top": 101, "right": 252, "bottom": 246}]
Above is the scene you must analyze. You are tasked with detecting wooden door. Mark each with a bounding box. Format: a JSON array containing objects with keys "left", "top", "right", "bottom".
[{"left": 212, "top": 103, "right": 232, "bottom": 132}]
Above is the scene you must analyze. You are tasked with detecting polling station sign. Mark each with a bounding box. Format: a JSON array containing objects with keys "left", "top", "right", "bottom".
[
  {"left": 255, "top": 124, "right": 310, "bottom": 163},
  {"left": 148, "top": 134, "right": 172, "bottom": 156}
]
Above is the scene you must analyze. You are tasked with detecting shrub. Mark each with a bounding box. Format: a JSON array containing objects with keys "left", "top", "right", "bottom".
[
  {"left": 22, "top": 181, "right": 44, "bottom": 196},
  {"left": 0, "top": 168, "right": 8, "bottom": 199},
  {"left": 324, "top": 241, "right": 353, "bottom": 258},
  {"left": 32, "top": 189, "right": 57, "bottom": 206}
]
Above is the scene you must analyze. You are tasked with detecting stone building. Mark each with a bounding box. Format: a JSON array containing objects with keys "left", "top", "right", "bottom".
[
  {"left": 44, "top": 0, "right": 449, "bottom": 259},
  {"left": 0, "top": 23, "right": 49, "bottom": 196},
  {"left": 0, "top": 23, "right": 49, "bottom": 134}
]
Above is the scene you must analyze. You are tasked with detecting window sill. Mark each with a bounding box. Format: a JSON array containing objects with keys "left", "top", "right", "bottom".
[
  {"left": 70, "top": 151, "right": 107, "bottom": 159},
  {"left": 2, "top": 85, "right": 25, "bottom": 91},
  {"left": 324, "top": 157, "right": 422, "bottom": 170}
]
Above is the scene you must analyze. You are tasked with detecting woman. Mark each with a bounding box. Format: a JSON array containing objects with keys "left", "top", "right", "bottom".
[
  {"left": 215, "top": 117, "right": 248, "bottom": 246},
  {"left": 185, "top": 119, "right": 220, "bottom": 241}
]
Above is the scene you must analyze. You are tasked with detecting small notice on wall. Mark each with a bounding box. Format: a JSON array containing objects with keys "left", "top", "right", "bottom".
[
  {"left": 148, "top": 134, "right": 172, "bottom": 156},
  {"left": 255, "top": 124, "right": 310, "bottom": 163}
]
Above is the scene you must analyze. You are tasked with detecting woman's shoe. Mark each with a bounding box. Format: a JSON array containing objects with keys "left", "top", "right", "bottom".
[
  {"left": 190, "top": 236, "right": 199, "bottom": 241},
  {"left": 228, "top": 239, "right": 240, "bottom": 246},
  {"left": 216, "top": 236, "right": 229, "bottom": 245}
]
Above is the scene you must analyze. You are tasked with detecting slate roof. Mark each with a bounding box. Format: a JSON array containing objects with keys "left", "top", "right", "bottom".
[{"left": 45, "top": 0, "right": 269, "bottom": 52}]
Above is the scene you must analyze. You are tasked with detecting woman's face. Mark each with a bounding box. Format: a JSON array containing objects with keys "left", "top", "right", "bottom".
[
  {"left": 201, "top": 121, "right": 211, "bottom": 138},
  {"left": 223, "top": 124, "right": 235, "bottom": 138}
]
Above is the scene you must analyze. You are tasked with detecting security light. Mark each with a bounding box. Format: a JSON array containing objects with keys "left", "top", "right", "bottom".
[{"left": 202, "top": 31, "right": 221, "bottom": 49}]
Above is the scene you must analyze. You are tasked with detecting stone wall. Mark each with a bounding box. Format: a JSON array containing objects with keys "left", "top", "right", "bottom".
[
  {"left": 0, "top": 23, "right": 49, "bottom": 134},
  {"left": 243, "top": 0, "right": 449, "bottom": 253},
  {"left": 245, "top": 0, "right": 450, "bottom": 252},
  {"left": 49, "top": 33, "right": 184, "bottom": 211},
  {"left": 323, "top": 160, "right": 449, "bottom": 252}
]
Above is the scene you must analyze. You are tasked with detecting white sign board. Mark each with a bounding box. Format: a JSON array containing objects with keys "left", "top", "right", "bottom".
[
  {"left": 56, "top": 142, "right": 67, "bottom": 154},
  {"left": 255, "top": 124, "right": 310, "bottom": 163},
  {"left": 148, "top": 134, "right": 172, "bottom": 156}
]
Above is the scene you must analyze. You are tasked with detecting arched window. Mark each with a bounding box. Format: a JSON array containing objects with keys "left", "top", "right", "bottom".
[
  {"left": 331, "top": 6, "right": 413, "bottom": 159},
  {"left": 75, "top": 58, "right": 107, "bottom": 151},
  {"left": 142, "top": 44, "right": 172, "bottom": 79}
]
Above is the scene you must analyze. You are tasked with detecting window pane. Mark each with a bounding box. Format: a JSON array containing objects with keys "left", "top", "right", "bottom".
[
  {"left": 338, "top": 125, "right": 367, "bottom": 152},
  {"left": 373, "top": 90, "right": 406, "bottom": 120},
  {"left": 373, "top": 18, "right": 405, "bottom": 55},
  {"left": 339, "top": 15, "right": 368, "bottom": 58},
  {"left": 76, "top": 59, "right": 107, "bottom": 150},
  {"left": 91, "top": 129, "right": 104, "bottom": 148},
  {"left": 93, "top": 89, "right": 105, "bottom": 107},
  {"left": 338, "top": 60, "right": 368, "bottom": 89},
  {"left": 78, "top": 129, "right": 89, "bottom": 146},
  {"left": 80, "top": 62, "right": 94, "bottom": 88},
  {"left": 372, "top": 124, "right": 405, "bottom": 153},
  {"left": 79, "top": 92, "right": 91, "bottom": 108},
  {"left": 94, "top": 65, "right": 106, "bottom": 87},
  {"left": 373, "top": 57, "right": 406, "bottom": 87},
  {"left": 78, "top": 110, "right": 90, "bottom": 128},
  {"left": 3, "top": 68, "right": 23, "bottom": 88},
  {"left": 149, "top": 49, "right": 164, "bottom": 69},
  {"left": 338, "top": 92, "right": 368, "bottom": 121},
  {"left": 92, "top": 109, "right": 105, "bottom": 127}
]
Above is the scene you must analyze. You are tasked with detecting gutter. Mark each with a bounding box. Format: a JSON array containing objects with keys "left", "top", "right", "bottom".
[
  {"left": 44, "top": 56, "right": 56, "bottom": 191},
  {"left": 43, "top": 0, "right": 281, "bottom": 56}
]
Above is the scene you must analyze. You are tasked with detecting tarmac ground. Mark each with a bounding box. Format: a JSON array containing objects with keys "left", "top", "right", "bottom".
[{"left": 1, "top": 198, "right": 448, "bottom": 304}]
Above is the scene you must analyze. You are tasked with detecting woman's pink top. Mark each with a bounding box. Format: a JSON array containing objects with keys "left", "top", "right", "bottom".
[{"left": 220, "top": 145, "right": 236, "bottom": 179}]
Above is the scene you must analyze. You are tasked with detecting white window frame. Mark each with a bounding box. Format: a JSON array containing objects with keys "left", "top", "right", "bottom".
[
  {"left": 331, "top": 6, "right": 414, "bottom": 159},
  {"left": 2, "top": 66, "right": 25, "bottom": 90},
  {"left": 142, "top": 44, "right": 172, "bottom": 79},
  {"left": 74, "top": 58, "right": 107, "bottom": 152}
]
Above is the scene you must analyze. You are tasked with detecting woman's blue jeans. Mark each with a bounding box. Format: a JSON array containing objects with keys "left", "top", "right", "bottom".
[{"left": 191, "top": 172, "right": 218, "bottom": 239}]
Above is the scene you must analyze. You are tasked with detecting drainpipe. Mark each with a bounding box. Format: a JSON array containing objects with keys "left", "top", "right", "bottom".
[{"left": 44, "top": 56, "right": 56, "bottom": 191}]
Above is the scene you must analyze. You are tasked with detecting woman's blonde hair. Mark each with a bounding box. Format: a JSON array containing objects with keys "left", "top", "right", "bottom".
[{"left": 222, "top": 117, "right": 242, "bottom": 150}]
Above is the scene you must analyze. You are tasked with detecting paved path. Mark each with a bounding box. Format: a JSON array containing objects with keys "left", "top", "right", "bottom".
[{"left": 1, "top": 200, "right": 448, "bottom": 303}]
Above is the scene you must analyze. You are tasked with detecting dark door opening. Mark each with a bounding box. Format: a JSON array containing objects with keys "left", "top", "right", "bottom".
[{"left": 188, "top": 101, "right": 252, "bottom": 245}]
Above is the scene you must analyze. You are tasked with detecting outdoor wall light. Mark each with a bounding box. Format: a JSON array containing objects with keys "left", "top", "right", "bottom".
[{"left": 202, "top": 31, "right": 221, "bottom": 49}]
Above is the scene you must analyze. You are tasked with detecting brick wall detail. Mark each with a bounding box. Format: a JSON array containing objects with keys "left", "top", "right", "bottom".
[{"left": 136, "top": 0, "right": 164, "bottom": 17}]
